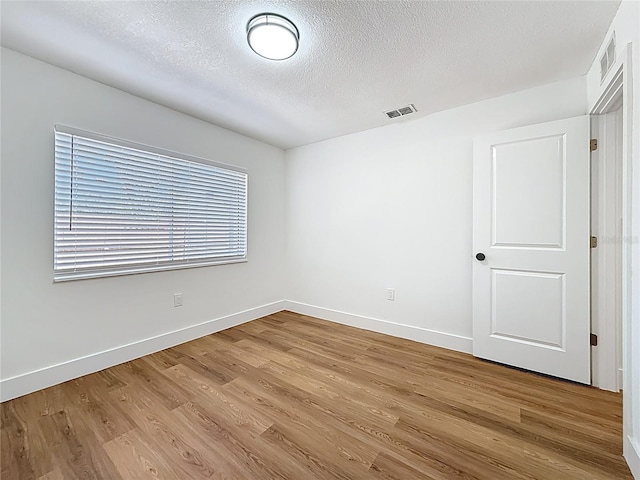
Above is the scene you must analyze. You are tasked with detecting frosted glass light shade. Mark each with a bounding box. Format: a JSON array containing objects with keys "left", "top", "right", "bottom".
[{"left": 247, "top": 14, "right": 299, "bottom": 60}]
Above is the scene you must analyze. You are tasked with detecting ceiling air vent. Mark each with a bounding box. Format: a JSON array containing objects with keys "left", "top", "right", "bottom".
[{"left": 385, "top": 104, "right": 417, "bottom": 119}]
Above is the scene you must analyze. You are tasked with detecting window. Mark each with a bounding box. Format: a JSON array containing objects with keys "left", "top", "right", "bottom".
[{"left": 54, "top": 126, "right": 247, "bottom": 281}]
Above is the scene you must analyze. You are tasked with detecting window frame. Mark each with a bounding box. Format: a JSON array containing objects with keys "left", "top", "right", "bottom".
[{"left": 53, "top": 125, "right": 248, "bottom": 282}]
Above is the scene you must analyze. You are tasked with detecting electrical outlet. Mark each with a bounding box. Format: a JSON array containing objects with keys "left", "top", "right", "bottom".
[
  {"left": 174, "top": 293, "right": 183, "bottom": 307},
  {"left": 386, "top": 288, "right": 395, "bottom": 301}
]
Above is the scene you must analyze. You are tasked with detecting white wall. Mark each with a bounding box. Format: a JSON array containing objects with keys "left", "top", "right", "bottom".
[
  {"left": 285, "top": 77, "right": 587, "bottom": 351},
  {"left": 586, "top": 2, "right": 640, "bottom": 477},
  {"left": 0, "top": 48, "right": 286, "bottom": 399}
]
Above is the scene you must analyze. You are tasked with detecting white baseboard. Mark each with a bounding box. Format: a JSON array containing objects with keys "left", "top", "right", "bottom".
[
  {"left": 1, "top": 300, "right": 473, "bottom": 402},
  {"left": 283, "top": 300, "right": 473, "bottom": 354},
  {"left": 0, "top": 300, "right": 286, "bottom": 402},
  {"left": 625, "top": 435, "right": 640, "bottom": 479}
]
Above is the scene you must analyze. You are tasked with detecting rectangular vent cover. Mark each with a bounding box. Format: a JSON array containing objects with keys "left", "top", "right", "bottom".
[
  {"left": 385, "top": 104, "right": 417, "bottom": 119},
  {"left": 600, "top": 34, "right": 616, "bottom": 83}
]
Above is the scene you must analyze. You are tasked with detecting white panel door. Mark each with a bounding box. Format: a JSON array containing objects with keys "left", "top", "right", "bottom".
[{"left": 472, "top": 115, "right": 590, "bottom": 384}]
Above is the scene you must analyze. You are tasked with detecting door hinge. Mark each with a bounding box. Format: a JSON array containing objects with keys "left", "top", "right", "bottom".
[
  {"left": 590, "top": 139, "right": 598, "bottom": 151},
  {"left": 590, "top": 236, "right": 598, "bottom": 248},
  {"left": 590, "top": 333, "right": 598, "bottom": 346}
]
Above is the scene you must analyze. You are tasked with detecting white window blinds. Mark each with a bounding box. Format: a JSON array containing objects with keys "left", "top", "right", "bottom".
[{"left": 54, "top": 126, "right": 248, "bottom": 281}]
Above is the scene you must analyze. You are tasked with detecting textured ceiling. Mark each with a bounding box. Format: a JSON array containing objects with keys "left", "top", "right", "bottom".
[{"left": 1, "top": 1, "right": 620, "bottom": 149}]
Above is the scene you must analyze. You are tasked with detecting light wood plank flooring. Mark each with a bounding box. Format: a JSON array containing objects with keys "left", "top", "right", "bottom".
[{"left": 1, "top": 311, "right": 632, "bottom": 479}]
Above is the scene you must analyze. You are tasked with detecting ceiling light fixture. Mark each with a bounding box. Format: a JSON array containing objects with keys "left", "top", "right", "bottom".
[{"left": 247, "top": 13, "right": 299, "bottom": 61}]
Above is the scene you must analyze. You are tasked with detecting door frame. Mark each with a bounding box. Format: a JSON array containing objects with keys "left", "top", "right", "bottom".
[
  {"left": 590, "top": 97, "right": 623, "bottom": 392},
  {"left": 590, "top": 43, "right": 639, "bottom": 477}
]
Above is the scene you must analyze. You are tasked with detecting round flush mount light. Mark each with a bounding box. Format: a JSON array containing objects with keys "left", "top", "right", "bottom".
[{"left": 247, "top": 13, "right": 299, "bottom": 60}]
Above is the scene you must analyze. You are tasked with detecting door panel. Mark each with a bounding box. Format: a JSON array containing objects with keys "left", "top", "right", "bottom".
[
  {"left": 491, "top": 269, "right": 565, "bottom": 349},
  {"left": 493, "top": 135, "right": 565, "bottom": 248},
  {"left": 473, "top": 115, "right": 590, "bottom": 384}
]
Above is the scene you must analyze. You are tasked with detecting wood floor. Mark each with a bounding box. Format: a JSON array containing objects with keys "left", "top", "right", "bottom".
[{"left": 1, "top": 311, "right": 632, "bottom": 480}]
